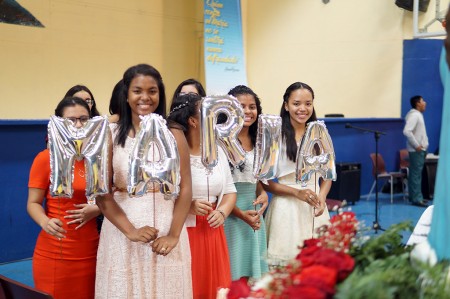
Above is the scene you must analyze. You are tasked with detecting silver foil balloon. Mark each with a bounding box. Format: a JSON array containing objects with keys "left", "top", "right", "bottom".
[
  {"left": 200, "top": 95, "right": 245, "bottom": 172},
  {"left": 128, "top": 114, "right": 180, "bottom": 198},
  {"left": 48, "top": 115, "right": 110, "bottom": 204},
  {"left": 252, "top": 114, "right": 282, "bottom": 184},
  {"left": 296, "top": 120, "right": 337, "bottom": 185}
]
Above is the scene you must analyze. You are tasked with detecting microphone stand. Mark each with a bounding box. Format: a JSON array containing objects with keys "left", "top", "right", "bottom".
[{"left": 345, "top": 123, "right": 386, "bottom": 233}]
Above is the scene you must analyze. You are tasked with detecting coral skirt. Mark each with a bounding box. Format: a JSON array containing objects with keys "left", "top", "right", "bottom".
[
  {"left": 187, "top": 214, "right": 232, "bottom": 299},
  {"left": 33, "top": 220, "right": 98, "bottom": 299}
]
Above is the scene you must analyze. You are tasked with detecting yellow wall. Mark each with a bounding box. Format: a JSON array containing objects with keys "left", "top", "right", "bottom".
[
  {"left": 243, "top": 0, "right": 448, "bottom": 117},
  {"left": 244, "top": 0, "right": 405, "bottom": 117},
  {"left": 0, "top": 0, "right": 204, "bottom": 119},
  {"left": 1, "top": 0, "right": 447, "bottom": 119}
]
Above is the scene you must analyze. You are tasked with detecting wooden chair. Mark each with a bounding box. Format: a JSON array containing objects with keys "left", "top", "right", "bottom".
[
  {"left": 0, "top": 274, "right": 53, "bottom": 299},
  {"left": 367, "top": 153, "right": 407, "bottom": 203},
  {"left": 399, "top": 148, "right": 410, "bottom": 194},
  {"left": 399, "top": 148, "right": 409, "bottom": 176}
]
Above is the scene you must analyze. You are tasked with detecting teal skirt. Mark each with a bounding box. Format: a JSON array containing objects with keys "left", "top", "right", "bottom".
[{"left": 224, "top": 182, "right": 269, "bottom": 280}]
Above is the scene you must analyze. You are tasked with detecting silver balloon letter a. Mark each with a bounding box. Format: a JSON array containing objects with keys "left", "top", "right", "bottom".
[
  {"left": 201, "top": 95, "right": 245, "bottom": 172},
  {"left": 253, "top": 114, "right": 282, "bottom": 183},
  {"left": 128, "top": 114, "right": 180, "bottom": 198},
  {"left": 296, "top": 121, "right": 337, "bottom": 185}
]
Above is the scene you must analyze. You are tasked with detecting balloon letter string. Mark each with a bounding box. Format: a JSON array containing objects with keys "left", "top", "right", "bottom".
[
  {"left": 153, "top": 141, "right": 156, "bottom": 228},
  {"left": 48, "top": 116, "right": 110, "bottom": 205},
  {"left": 313, "top": 172, "right": 317, "bottom": 236},
  {"left": 296, "top": 121, "right": 337, "bottom": 237}
]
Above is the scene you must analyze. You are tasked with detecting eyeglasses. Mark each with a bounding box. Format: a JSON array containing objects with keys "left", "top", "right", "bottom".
[
  {"left": 66, "top": 116, "right": 90, "bottom": 125},
  {"left": 178, "top": 92, "right": 199, "bottom": 96},
  {"left": 85, "top": 99, "right": 94, "bottom": 105}
]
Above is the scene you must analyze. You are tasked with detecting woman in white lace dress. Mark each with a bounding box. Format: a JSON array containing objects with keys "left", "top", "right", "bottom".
[
  {"left": 264, "top": 82, "right": 332, "bottom": 266},
  {"left": 168, "top": 93, "right": 237, "bottom": 299},
  {"left": 95, "top": 64, "right": 193, "bottom": 298}
]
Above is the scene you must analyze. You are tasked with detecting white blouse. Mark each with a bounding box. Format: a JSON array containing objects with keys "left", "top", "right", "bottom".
[{"left": 185, "top": 147, "right": 236, "bottom": 227}]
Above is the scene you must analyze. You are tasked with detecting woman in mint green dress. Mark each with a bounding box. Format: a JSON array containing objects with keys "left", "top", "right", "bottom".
[{"left": 224, "top": 85, "right": 269, "bottom": 281}]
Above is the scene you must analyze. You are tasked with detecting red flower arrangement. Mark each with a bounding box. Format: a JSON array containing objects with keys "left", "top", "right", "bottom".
[{"left": 227, "top": 211, "right": 358, "bottom": 299}]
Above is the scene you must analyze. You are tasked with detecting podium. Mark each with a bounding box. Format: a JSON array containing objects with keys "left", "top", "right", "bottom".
[{"left": 327, "top": 162, "right": 361, "bottom": 205}]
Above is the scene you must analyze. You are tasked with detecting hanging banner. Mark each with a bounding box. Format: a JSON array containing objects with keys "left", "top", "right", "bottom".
[{"left": 204, "top": 0, "right": 247, "bottom": 94}]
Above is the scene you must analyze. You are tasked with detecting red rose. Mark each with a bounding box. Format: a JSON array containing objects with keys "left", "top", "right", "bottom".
[
  {"left": 227, "top": 278, "right": 250, "bottom": 299},
  {"left": 284, "top": 284, "right": 327, "bottom": 299},
  {"left": 304, "top": 239, "right": 321, "bottom": 248},
  {"left": 298, "top": 265, "right": 337, "bottom": 294},
  {"left": 301, "top": 248, "right": 354, "bottom": 282},
  {"left": 334, "top": 253, "right": 355, "bottom": 281},
  {"left": 296, "top": 245, "right": 320, "bottom": 263}
]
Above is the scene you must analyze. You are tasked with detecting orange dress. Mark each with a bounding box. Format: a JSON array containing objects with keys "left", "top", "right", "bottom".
[
  {"left": 187, "top": 215, "right": 232, "bottom": 299},
  {"left": 186, "top": 152, "right": 236, "bottom": 299},
  {"left": 29, "top": 149, "right": 99, "bottom": 299}
]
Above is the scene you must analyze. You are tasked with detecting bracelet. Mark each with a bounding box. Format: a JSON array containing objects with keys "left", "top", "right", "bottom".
[{"left": 216, "top": 209, "right": 226, "bottom": 219}]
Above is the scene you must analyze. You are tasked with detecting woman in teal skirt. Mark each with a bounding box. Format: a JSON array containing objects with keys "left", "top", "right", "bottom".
[{"left": 224, "top": 85, "right": 269, "bottom": 281}]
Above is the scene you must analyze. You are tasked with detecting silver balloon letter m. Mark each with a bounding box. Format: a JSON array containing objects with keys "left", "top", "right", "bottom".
[{"left": 48, "top": 116, "right": 110, "bottom": 204}]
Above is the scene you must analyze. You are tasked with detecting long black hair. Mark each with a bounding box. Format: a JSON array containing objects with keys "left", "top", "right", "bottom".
[
  {"left": 109, "top": 79, "right": 126, "bottom": 116},
  {"left": 64, "top": 85, "right": 100, "bottom": 117},
  {"left": 228, "top": 85, "right": 262, "bottom": 147},
  {"left": 280, "top": 82, "right": 317, "bottom": 162},
  {"left": 116, "top": 64, "right": 166, "bottom": 147}
]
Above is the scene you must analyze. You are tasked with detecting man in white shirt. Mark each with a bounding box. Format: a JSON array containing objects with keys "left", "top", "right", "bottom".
[{"left": 403, "top": 95, "right": 429, "bottom": 207}]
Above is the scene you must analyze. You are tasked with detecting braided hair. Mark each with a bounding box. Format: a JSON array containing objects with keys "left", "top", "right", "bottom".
[{"left": 167, "top": 93, "right": 202, "bottom": 132}]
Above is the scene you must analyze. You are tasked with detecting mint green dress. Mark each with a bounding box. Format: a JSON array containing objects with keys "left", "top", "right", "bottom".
[{"left": 224, "top": 150, "right": 269, "bottom": 280}]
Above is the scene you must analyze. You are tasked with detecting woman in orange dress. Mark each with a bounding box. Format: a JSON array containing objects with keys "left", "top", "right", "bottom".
[
  {"left": 168, "top": 93, "right": 237, "bottom": 299},
  {"left": 27, "top": 97, "right": 100, "bottom": 299}
]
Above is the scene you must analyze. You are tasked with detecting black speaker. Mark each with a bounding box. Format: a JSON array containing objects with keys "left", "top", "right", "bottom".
[
  {"left": 422, "top": 157, "right": 437, "bottom": 200},
  {"left": 328, "top": 162, "right": 361, "bottom": 205},
  {"left": 395, "top": 0, "right": 430, "bottom": 13}
]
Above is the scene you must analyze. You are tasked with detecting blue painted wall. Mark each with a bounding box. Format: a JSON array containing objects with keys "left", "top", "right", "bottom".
[
  {"left": 322, "top": 118, "right": 405, "bottom": 198},
  {"left": 0, "top": 120, "right": 47, "bottom": 263},
  {"left": 402, "top": 39, "right": 444, "bottom": 154}
]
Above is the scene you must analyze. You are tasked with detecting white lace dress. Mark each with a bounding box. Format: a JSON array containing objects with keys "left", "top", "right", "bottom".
[
  {"left": 265, "top": 143, "right": 330, "bottom": 266},
  {"left": 95, "top": 124, "right": 192, "bottom": 299}
]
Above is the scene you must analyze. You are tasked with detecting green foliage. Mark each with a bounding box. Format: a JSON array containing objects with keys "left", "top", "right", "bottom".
[
  {"left": 336, "top": 221, "right": 450, "bottom": 299},
  {"left": 350, "top": 221, "right": 413, "bottom": 268}
]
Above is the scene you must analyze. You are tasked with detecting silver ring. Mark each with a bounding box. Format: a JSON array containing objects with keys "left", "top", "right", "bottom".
[
  {"left": 80, "top": 219, "right": 83, "bottom": 223},
  {"left": 161, "top": 247, "right": 167, "bottom": 252},
  {"left": 309, "top": 195, "right": 313, "bottom": 199}
]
